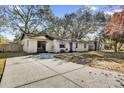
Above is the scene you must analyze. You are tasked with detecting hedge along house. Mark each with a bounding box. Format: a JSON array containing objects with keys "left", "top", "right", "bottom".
[{"left": 21, "top": 33, "right": 89, "bottom": 53}]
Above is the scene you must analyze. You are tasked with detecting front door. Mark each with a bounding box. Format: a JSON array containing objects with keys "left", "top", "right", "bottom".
[{"left": 37, "top": 41, "right": 46, "bottom": 53}]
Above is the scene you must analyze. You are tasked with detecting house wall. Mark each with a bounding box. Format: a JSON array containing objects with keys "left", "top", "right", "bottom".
[
  {"left": 46, "top": 40, "right": 54, "bottom": 52},
  {"left": 22, "top": 39, "right": 37, "bottom": 53},
  {"left": 22, "top": 37, "right": 89, "bottom": 53},
  {"left": 88, "top": 43, "right": 95, "bottom": 51},
  {"left": 53, "top": 40, "right": 89, "bottom": 52},
  {"left": 28, "top": 39, "right": 37, "bottom": 53},
  {"left": 121, "top": 44, "right": 124, "bottom": 48},
  {"left": 88, "top": 42, "right": 111, "bottom": 51},
  {"left": 101, "top": 43, "right": 112, "bottom": 50},
  {"left": 72, "top": 42, "right": 75, "bottom": 51},
  {"left": 53, "top": 39, "right": 59, "bottom": 52},
  {"left": 100, "top": 44, "right": 105, "bottom": 50},
  {"left": 73, "top": 42, "right": 89, "bottom": 52},
  {"left": 53, "top": 40, "right": 70, "bottom": 53},
  {"left": 22, "top": 39, "right": 28, "bottom": 53},
  {"left": 22, "top": 38, "right": 55, "bottom": 53}
]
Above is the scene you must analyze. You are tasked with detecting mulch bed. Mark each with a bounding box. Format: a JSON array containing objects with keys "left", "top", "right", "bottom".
[{"left": 54, "top": 52, "right": 124, "bottom": 73}]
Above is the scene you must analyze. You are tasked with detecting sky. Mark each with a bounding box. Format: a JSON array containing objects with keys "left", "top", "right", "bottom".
[
  {"left": 50, "top": 5, "right": 110, "bottom": 17},
  {"left": 0, "top": 5, "right": 119, "bottom": 41},
  {"left": 50, "top": 5, "right": 83, "bottom": 17}
]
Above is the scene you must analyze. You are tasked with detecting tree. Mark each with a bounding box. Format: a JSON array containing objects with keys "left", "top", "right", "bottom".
[
  {"left": 46, "top": 6, "right": 104, "bottom": 52},
  {"left": 63, "top": 13, "right": 77, "bottom": 52},
  {"left": 62, "top": 6, "right": 96, "bottom": 52},
  {"left": 76, "top": 7, "right": 108, "bottom": 51},
  {"left": 4, "top": 5, "right": 53, "bottom": 35},
  {"left": 93, "top": 11, "right": 108, "bottom": 51},
  {"left": 102, "top": 10, "right": 124, "bottom": 52},
  {"left": 0, "top": 6, "right": 7, "bottom": 33},
  {"left": 45, "top": 16, "right": 65, "bottom": 37},
  {"left": 95, "top": 11, "right": 106, "bottom": 22},
  {"left": 75, "top": 7, "right": 96, "bottom": 39},
  {"left": 0, "top": 36, "right": 10, "bottom": 44}
]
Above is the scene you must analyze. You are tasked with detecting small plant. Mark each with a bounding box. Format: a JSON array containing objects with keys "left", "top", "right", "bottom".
[
  {"left": 119, "top": 48, "right": 124, "bottom": 51},
  {"left": 60, "top": 49, "right": 65, "bottom": 53}
]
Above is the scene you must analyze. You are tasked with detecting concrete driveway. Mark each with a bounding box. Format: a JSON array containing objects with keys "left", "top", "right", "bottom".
[{"left": 0, "top": 53, "right": 124, "bottom": 88}]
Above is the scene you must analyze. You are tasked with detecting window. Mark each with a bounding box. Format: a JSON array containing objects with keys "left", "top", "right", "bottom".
[
  {"left": 76, "top": 43, "right": 78, "bottom": 48},
  {"left": 84, "top": 43, "right": 87, "bottom": 48},
  {"left": 59, "top": 41, "right": 65, "bottom": 48},
  {"left": 59, "top": 44, "right": 65, "bottom": 48}
]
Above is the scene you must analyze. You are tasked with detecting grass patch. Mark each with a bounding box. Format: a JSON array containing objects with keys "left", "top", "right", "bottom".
[
  {"left": 0, "top": 52, "right": 29, "bottom": 59},
  {"left": 55, "top": 51, "right": 124, "bottom": 73},
  {"left": 0, "top": 59, "right": 5, "bottom": 80},
  {"left": 119, "top": 48, "right": 124, "bottom": 52}
]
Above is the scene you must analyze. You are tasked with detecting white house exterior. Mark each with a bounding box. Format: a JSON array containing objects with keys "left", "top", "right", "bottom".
[
  {"left": 21, "top": 33, "right": 89, "bottom": 53},
  {"left": 121, "top": 44, "right": 124, "bottom": 48}
]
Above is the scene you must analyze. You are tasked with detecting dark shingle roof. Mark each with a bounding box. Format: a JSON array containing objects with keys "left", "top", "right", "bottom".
[
  {"left": 20, "top": 32, "right": 94, "bottom": 43},
  {"left": 20, "top": 32, "right": 63, "bottom": 40}
]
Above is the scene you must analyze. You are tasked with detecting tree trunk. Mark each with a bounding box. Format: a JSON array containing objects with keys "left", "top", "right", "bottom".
[
  {"left": 118, "top": 43, "right": 122, "bottom": 52},
  {"left": 94, "top": 41, "right": 97, "bottom": 51},
  {"left": 114, "top": 41, "right": 118, "bottom": 52},
  {"left": 69, "top": 42, "right": 73, "bottom": 52}
]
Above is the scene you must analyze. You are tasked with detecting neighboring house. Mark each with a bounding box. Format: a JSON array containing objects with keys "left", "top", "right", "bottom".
[
  {"left": 21, "top": 33, "right": 90, "bottom": 53},
  {"left": 88, "top": 41, "right": 111, "bottom": 51},
  {"left": 121, "top": 44, "right": 124, "bottom": 48}
]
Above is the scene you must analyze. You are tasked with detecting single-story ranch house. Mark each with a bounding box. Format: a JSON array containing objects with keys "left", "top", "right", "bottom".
[{"left": 21, "top": 33, "right": 105, "bottom": 53}]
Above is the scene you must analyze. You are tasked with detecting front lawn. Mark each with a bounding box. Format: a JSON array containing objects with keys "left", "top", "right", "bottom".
[
  {"left": 0, "top": 52, "right": 29, "bottom": 59},
  {"left": 0, "top": 59, "right": 5, "bottom": 80},
  {"left": 54, "top": 51, "right": 124, "bottom": 73}
]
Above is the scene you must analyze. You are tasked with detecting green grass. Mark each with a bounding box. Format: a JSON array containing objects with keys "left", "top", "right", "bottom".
[
  {"left": 0, "top": 52, "right": 29, "bottom": 59},
  {"left": 0, "top": 59, "right": 5, "bottom": 77},
  {"left": 119, "top": 48, "right": 124, "bottom": 52}
]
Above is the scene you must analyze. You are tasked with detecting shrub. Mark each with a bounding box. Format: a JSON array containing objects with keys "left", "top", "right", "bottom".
[
  {"left": 119, "top": 48, "right": 124, "bottom": 51},
  {"left": 60, "top": 49, "right": 65, "bottom": 53}
]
